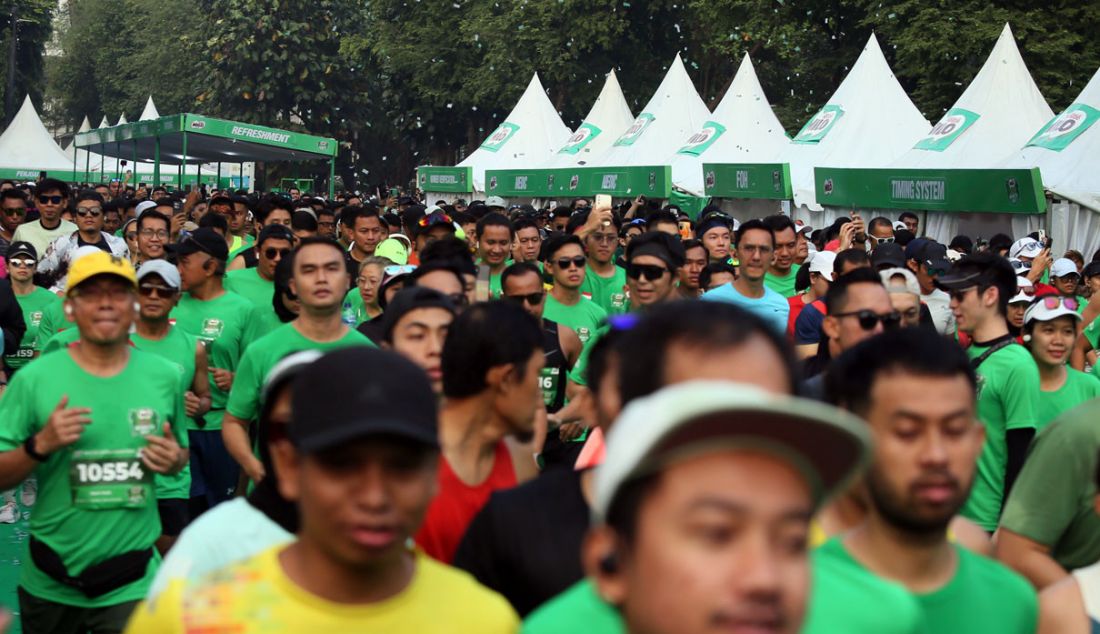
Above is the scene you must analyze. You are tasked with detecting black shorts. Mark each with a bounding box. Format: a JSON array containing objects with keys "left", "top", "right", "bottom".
[{"left": 157, "top": 498, "right": 190, "bottom": 537}]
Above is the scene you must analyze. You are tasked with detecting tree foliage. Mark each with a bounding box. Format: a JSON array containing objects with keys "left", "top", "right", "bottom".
[{"left": 0, "top": 0, "right": 54, "bottom": 125}]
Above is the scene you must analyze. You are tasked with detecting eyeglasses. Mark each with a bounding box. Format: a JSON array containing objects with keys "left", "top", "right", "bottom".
[
  {"left": 76, "top": 207, "right": 103, "bottom": 218},
  {"left": 589, "top": 233, "right": 617, "bottom": 244},
  {"left": 264, "top": 247, "right": 291, "bottom": 260},
  {"left": 1, "top": 207, "right": 25, "bottom": 217},
  {"left": 1040, "top": 295, "right": 1079, "bottom": 312},
  {"left": 140, "top": 229, "right": 169, "bottom": 240},
  {"left": 37, "top": 195, "right": 63, "bottom": 205},
  {"left": 833, "top": 309, "right": 902, "bottom": 331},
  {"left": 626, "top": 263, "right": 669, "bottom": 281},
  {"left": 1016, "top": 286, "right": 1035, "bottom": 297},
  {"left": 946, "top": 287, "right": 975, "bottom": 303},
  {"left": 926, "top": 266, "right": 948, "bottom": 278},
  {"left": 505, "top": 291, "right": 545, "bottom": 306},
  {"left": 554, "top": 256, "right": 587, "bottom": 270},
  {"left": 70, "top": 285, "right": 131, "bottom": 303},
  {"left": 7, "top": 257, "right": 35, "bottom": 268},
  {"left": 872, "top": 235, "right": 895, "bottom": 244},
  {"left": 138, "top": 284, "right": 178, "bottom": 298},
  {"left": 125, "top": 232, "right": 137, "bottom": 241}
]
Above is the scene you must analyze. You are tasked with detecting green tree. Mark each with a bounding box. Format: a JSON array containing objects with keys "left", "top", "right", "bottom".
[{"left": 0, "top": 0, "right": 54, "bottom": 125}]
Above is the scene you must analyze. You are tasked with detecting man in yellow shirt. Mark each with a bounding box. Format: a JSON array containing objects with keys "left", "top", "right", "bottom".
[{"left": 125, "top": 347, "right": 518, "bottom": 633}]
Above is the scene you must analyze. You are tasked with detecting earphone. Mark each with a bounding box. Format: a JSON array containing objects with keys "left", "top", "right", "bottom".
[
  {"left": 1022, "top": 334, "right": 1032, "bottom": 342},
  {"left": 64, "top": 305, "right": 73, "bottom": 317},
  {"left": 599, "top": 551, "right": 618, "bottom": 574},
  {"left": 133, "top": 302, "right": 141, "bottom": 313}
]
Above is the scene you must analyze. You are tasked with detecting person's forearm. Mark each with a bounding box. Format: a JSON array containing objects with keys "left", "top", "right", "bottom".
[
  {"left": 1071, "top": 335, "right": 1090, "bottom": 371},
  {"left": 220, "top": 414, "right": 256, "bottom": 470},
  {"left": 0, "top": 447, "right": 40, "bottom": 491},
  {"left": 995, "top": 532, "right": 1069, "bottom": 589},
  {"left": 1003, "top": 428, "right": 1036, "bottom": 510}
]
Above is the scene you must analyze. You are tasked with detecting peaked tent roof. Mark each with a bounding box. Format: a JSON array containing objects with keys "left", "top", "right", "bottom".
[
  {"left": 1003, "top": 64, "right": 1100, "bottom": 210},
  {"left": 139, "top": 97, "right": 160, "bottom": 121},
  {"left": 782, "top": 34, "right": 930, "bottom": 210},
  {"left": 457, "top": 73, "right": 571, "bottom": 192},
  {"left": 98, "top": 116, "right": 109, "bottom": 129},
  {"left": 544, "top": 69, "right": 634, "bottom": 168},
  {"left": 116, "top": 113, "right": 128, "bottom": 126},
  {"left": 0, "top": 95, "right": 79, "bottom": 171},
  {"left": 590, "top": 54, "right": 711, "bottom": 169},
  {"left": 63, "top": 116, "right": 94, "bottom": 154},
  {"left": 669, "top": 53, "right": 790, "bottom": 196},
  {"left": 894, "top": 24, "right": 1052, "bottom": 169}
]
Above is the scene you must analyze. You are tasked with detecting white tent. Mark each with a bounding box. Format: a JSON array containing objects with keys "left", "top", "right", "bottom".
[
  {"left": 544, "top": 69, "right": 634, "bottom": 168},
  {"left": 116, "top": 113, "right": 128, "bottom": 126},
  {"left": 590, "top": 54, "right": 710, "bottom": 169},
  {"left": 0, "top": 95, "right": 78, "bottom": 174},
  {"left": 669, "top": 53, "right": 789, "bottom": 197},
  {"left": 785, "top": 34, "right": 930, "bottom": 218},
  {"left": 1004, "top": 64, "right": 1100, "bottom": 258},
  {"left": 62, "top": 116, "right": 93, "bottom": 156},
  {"left": 139, "top": 96, "right": 160, "bottom": 121},
  {"left": 457, "top": 73, "right": 571, "bottom": 192},
  {"left": 98, "top": 116, "right": 109, "bottom": 129}
]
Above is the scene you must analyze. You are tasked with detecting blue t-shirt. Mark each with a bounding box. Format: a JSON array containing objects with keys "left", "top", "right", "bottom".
[
  {"left": 794, "top": 303, "right": 826, "bottom": 345},
  {"left": 702, "top": 283, "right": 789, "bottom": 334}
]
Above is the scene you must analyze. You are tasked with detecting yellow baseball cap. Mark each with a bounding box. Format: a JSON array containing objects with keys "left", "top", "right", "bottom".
[{"left": 66, "top": 250, "right": 137, "bottom": 296}]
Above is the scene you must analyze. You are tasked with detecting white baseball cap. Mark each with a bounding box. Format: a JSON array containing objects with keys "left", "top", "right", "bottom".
[
  {"left": 1024, "top": 295, "right": 1082, "bottom": 326},
  {"left": 1009, "top": 276, "right": 1035, "bottom": 305},
  {"left": 136, "top": 259, "right": 182, "bottom": 290},
  {"left": 135, "top": 200, "right": 158, "bottom": 216},
  {"left": 593, "top": 381, "right": 870, "bottom": 523},
  {"left": 892, "top": 220, "right": 907, "bottom": 232},
  {"left": 880, "top": 267, "right": 920, "bottom": 296},
  {"left": 1051, "top": 258, "right": 1080, "bottom": 279},
  {"left": 1009, "top": 238, "right": 1044, "bottom": 260},
  {"left": 807, "top": 251, "right": 836, "bottom": 281},
  {"left": 484, "top": 196, "right": 507, "bottom": 209}
]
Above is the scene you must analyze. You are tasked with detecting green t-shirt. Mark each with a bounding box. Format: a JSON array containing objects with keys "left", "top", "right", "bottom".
[
  {"left": 1001, "top": 400, "right": 1100, "bottom": 570},
  {"left": 543, "top": 294, "right": 607, "bottom": 346},
  {"left": 802, "top": 538, "right": 925, "bottom": 634},
  {"left": 34, "top": 296, "right": 70, "bottom": 352},
  {"left": 5, "top": 287, "right": 60, "bottom": 370},
  {"left": 226, "top": 322, "right": 374, "bottom": 422},
  {"left": 961, "top": 342, "right": 1040, "bottom": 531},
  {"left": 227, "top": 234, "right": 256, "bottom": 261},
  {"left": 912, "top": 544, "right": 1037, "bottom": 633},
  {"left": 131, "top": 327, "right": 197, "bottom": 500},
  {"left": 341, "top": 288, "right": 374, "bottom": 327},
  {"left": 763, "top": 263, "right": 801, "bottom": 299},
  {"left": 1037, "top": 368, "right": 1100, "bottom": 431},
  {"left": 522, "top": 579, "right": 622, "bottom": 634},
  {"left": 579, "top": 265, "right": 629, "bottom": 316},
  {"left": 1085, "top": 318, "right": 1100, "bottom": 350},
  {"left": 0, "top": 348, "right": 187, "bottom": 607},
  {"left": 224, "top": 268, "right": 278, "bottom": 331},
  {"left": 170, "top": 290, "right": 261, "bottom": 430},
  {"left": 40, "top": 327, "right": 81, "bottom": 355}
]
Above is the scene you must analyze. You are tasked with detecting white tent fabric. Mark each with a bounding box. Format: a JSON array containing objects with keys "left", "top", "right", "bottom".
[
  {"left": 457, "top": 73, "right": 571, "bottom": 192},
  {"left": 1004, "top": 65, "right": 1100, "bottom": 212},
  {"left": 589, "top": 54, "right": 711, "bottom": 169},
  {"left": 116, "top": 113, "right": 128, "bottom": 126},
  {"left": 544, "top": 69, "right": 633, "bottom": 168},
  {"left": 784, "top": 34, "right": 930, "bottom": 212},
  {"left": 139, "top": 96, "right": 160, "bottom": 121},
  {"left": 669, "top": 53, "right": 789, "bottom": 196},
  {"left": 0, "top": 96, "right": 78, "bottom": 171},
  {"left": 62, "top": 116, "right": 93, "bottom": 156},
  {"left": 98, "top": 116, "right": 109, "bottom": 129},
  {"left": 893, "top": 24, "right": 1053, "bottom": 169}
]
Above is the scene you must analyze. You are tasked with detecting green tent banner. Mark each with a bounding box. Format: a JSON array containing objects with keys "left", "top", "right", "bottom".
[
  {"left": 417, "top": 166, "right": 474, "bottom": 194},
  {"left": 677, "top": 121, "right": 727, "bottom": 157},
  {"left": 702, "top": 163, "right": 793, "bottom": 200},
  {"left": 913, "top": 108, "right": 980, "bottom": 152},
  {"left": 813, "top": 167, "right": 1046, "bottom": 214},
  {"left": 792, "top": 105, "right": 844, "bottom": 144},
  {"left": 484, "top": 165, "right": 672, "bottom": 198},
  {"left": 1026, "top": 103, "right": 1100, "bottom": 152},
  {"left": 558, "top": 123, "right": 603, "bottom": 155},
  {"left": 480, "top": 122, "right": 521, "bottom": 153},
  {"left": 613, "top": 113, "right": 656, "bottom": 147},
  {"left": 0, "top": 168, "right": 231, "bottom": 188}
]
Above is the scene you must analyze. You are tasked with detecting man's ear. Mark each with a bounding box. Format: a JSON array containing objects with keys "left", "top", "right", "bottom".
[
  {"left": 822, "top": 315, "right": 841, "bottom": 342},
  {"left": 271, "top": 440, "right": 302, "bottom": 502},
  {"left": 485, "top": 363, "right": 515, "bottom": 393},
  {"left": 582, "top": 526, "right": 628, "bottom": 606}
]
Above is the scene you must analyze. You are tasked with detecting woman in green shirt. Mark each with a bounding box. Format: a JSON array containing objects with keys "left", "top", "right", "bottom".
[{"left": 1025, "top": 295, "right": 1100, "bottom": 429}]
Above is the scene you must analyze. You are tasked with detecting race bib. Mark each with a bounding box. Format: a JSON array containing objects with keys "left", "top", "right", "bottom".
[
  {"left": 539, "top": 367, "right": 561, "bottom": 407},
  {"left": 69, "top": 448, "right": 151, "bottom": 510}
]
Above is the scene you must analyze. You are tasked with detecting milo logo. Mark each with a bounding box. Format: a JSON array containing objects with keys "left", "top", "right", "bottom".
[
  {"left": 200, "top": 318, "right": 225, "bottom": 340},
  {"left": 129, "top": 408, "right": 159, "bottom": 437},
  {"left": 569, "top": 174, "right": 579, "bottom": 191},
  {"left": 611, "top": 293, "right": 627, "bottom": 310},
  {"left": 577, "top": 327, "right": 592, "bottom": 343},
  {"left": 705, "top": 170, "right": 716, "bottom": 189},
  {"left": 29, "top": 311, "right": 43, "bottom": 327}
]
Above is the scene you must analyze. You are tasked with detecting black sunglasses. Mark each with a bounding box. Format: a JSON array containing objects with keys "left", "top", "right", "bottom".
[
  {"left": 37, "top": 195, "right": 63, "bottom": 205},
  {"left": 554, "top": 256, "right": 586, "bottom": 270},
  {"left": 76, "top": 208, "right": 103, "bottom": 218},
  {"left": 626, "top": 263, "right": 669, "bottom": 281},
  {"left": 138, "top": 284, "right": 178, "bottom": 298},
  {"left": 264, "top": 247, "right": 291, "bottom": 260},
  {"left": 505, "top": 291, "right": 545, "bottom": 306},
  {"left": 833, "top": 309, "right": 902, "bottom": 331}
]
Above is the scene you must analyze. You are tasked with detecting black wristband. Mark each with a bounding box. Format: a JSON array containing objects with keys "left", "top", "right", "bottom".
[{"left": 23, "top": 436, "right": 47, "bottom": 462}]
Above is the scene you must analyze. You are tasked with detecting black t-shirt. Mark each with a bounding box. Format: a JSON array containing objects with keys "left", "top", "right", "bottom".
[
  {"left": 76, "top": 233, "right": 111, "bottom": 252},
  {"left": 452, "top": 468, "right": 589, "bottom": 617}
]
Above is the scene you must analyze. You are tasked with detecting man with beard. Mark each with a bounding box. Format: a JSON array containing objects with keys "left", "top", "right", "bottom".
[{"left": 819, "top": 328, "right": 1037, "bottom": 632}]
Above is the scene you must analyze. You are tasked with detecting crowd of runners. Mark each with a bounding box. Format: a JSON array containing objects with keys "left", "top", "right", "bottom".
[{"left": 0, "top": 178, "right": 1098, "bottom": 632}]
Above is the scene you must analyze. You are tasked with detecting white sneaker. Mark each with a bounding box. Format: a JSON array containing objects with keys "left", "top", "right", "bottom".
[
  {"left": 20, "top": 478, "right": 36, "bottom": 507},
  {"left": 0, "top": 501, "right": 18, "bottom": 524}
]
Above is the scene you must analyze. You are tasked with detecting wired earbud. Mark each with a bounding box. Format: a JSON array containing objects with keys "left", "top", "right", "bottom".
[
  {"left": 599, "top": 552, "right": 619, "bottom": 574},
  {"left": 1022, "top": 334, "right": 1032, "bottom": 342}
]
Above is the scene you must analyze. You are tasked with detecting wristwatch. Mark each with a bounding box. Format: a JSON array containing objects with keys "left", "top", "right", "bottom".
[{"left": 23, "top": 435, "right": 48, "bottom": 462}]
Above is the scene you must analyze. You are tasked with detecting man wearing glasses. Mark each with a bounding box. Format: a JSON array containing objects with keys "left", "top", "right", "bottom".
[
  {"left": 225, "top": 224, "right": 295, "bottom": 334},
  {"left": 576, "top": 208, "right": 628, "bottom": 316},
  {"left": 866, "top": 216, "right": 896, "bottom": 251},
  {"left": 3, "top": 242, "right": 56, "bottom": 377},
  {"left": 0, "top": 189, "right": 28, "bottom": 257},
  {"left": 541, "top": 234, "right": 607, "bottom": 346},
  {"left": 12, "top": 178, "right": 76, "bottom": 258},
  {"left": 937, "top": 252, "right": 1040, "bottom": 532},
  {"left": 38, "top": 192, "right": 129, "bottom": 292},
  {"left": 906, "top": 238, "right": 957, "bottom": 336}
]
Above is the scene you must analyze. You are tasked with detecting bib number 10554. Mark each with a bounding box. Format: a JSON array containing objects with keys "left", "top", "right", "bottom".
[
  {"left": 75, "top": 461, "right": 144, "bottom": 483},
  {"left": 70, "top": 448, "right": 151, "bottom": 510}
]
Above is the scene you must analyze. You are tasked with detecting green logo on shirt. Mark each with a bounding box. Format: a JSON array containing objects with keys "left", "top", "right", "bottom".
[
  {"left": 29, "top": 311, "right": 43, "bottom": 327},
  {"left": 200, "top": 318, "right": 225, "bottom": 341},
  {"left": 129, "top": 408, "right": 159, "bottom": 437}
]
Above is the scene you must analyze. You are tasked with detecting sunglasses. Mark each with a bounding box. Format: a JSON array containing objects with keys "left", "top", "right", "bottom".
[
  {"left": 589, "top": 233, "right": 617, "bottom": 244},
  {"left": 138, "top": 284, "right": 178, "bottom": 298},
  {"left": 872, "top": 235, "right": 895, "bottom": 244},
  {"left": 626, "top": 263, "right": 669, "bottom": 281},
  {"left": 76, "top": 207, "right": 103, "bottom": 218},
  {"left": 946, "top": 287, "right": 975, "bottom": 303},
  {"left": 37, "top": 195, "right": 63, "bottom": 205},
  {"left": 125, "top": 232, "right": 137, "bottom": 241},
  {"left": 1016, "top": 286, "right": 1035, "bottom": 297},
  {"left": 2, "top": 207, "right": 25, "bottom": 217},
  {"left": 7, "top": 257, "right": 35, "bottom": 268},
  {"left": 505, "top": 291, "right": 545, "bottom": 306},
  {"left": 554, "top": 256, "right": 587, "bottom": 270},
  {"left": 264, "top": 247, "right": 291, "bottom": 260},
  {"left": 833, "top": 309, "right": 902, "bottom": 331},
  {"left": 1040, "top": 295, "right": 1079, "bottom": 312}
]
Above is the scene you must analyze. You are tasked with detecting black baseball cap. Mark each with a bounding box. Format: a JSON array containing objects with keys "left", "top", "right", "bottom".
[
  {"left": 6, "top": 241, "right": 36, "bottom": 260},
  {"left": 172, "top": 227, "right": 229, "bottom": 261},
  {"left": 1083, "top": 261, "right": 1100, "bottom": 280},
  {"left": 381, "top": 287, "right": 456, "bottom": 342},
  {"left": 257, "top": 224, "right": 295, "bottom": 246},
  {"left": 290, "top": 347, "right": 439, "bottom": 452},
  {"left": 208, "top": 193, "right": 233, "bottom": 207},
  {"left": 904, "top": 238, "right": 950, "bottom": 271},
  {"left": 871, "top": 242, "right": 906, "bottom": 270}
]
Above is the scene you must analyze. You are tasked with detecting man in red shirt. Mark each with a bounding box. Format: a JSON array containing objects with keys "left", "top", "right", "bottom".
[{"left": 414, "top": 300, "right": 545, "bottom": 563}]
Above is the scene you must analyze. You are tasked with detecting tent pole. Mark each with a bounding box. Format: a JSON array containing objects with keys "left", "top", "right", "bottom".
[
  {"left": 99, "top": 149, "right": 104, "bottom": 184},
  {"left": 115, "top": 141, "right": 120, "bottom": 182},
  {"left": 216, "top": 162, "right": 221, "bottom": 190},
  {"left": 132, "top": 141, "right": 137, "bottom": 188},
  {"left": 329, "top": 157, "right": 335, "bottom": 199},
  {"left": 180, "top": 131, "right": 187, "bottom": 191},
  {"left": 153, "top": 135, "right": 161, "bottom": 187},
  {"left": 84, "top": 144, "right": 90, "bottom": 186},
  {"left": 71, "top": 138, "right": 77, "bottom": 183},
  {"left": 239, "top": 162, "right": 244, "bottom": 191}
]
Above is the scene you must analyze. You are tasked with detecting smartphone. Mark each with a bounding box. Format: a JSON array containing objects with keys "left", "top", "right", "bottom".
[
  {"left": 595, "top": 194, "right": 611, "bottom": 209},
  {"left": 476, "top": 264, "right": 491, "bottom": 302},
  {"left": 390, "top": 187, "right": 400, "bottom": 198}
]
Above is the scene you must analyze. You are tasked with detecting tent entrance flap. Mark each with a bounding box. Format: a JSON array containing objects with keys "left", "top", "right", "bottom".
[{"left": 813, "top": 167, "right": 1046, "bottom": 214}]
